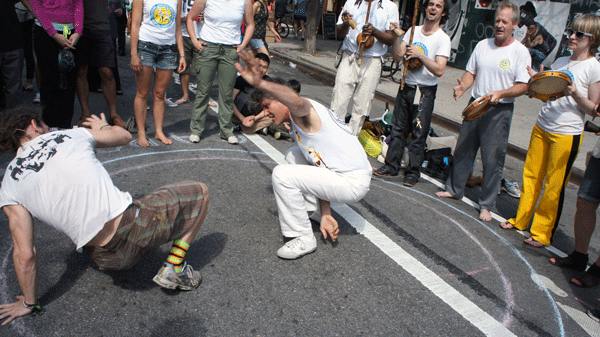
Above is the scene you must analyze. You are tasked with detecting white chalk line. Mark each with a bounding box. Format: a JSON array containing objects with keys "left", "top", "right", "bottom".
[
  {"left": 245, "top": 133, "right": 516, "bottom": 337},
  {"left": 419, "top": 174, "right": 567, "bottom": 258}
]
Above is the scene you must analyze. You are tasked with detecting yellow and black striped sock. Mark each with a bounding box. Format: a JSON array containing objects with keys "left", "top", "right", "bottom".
[{"left": 166, "top": 239, "right": 189, "bottom": 273}]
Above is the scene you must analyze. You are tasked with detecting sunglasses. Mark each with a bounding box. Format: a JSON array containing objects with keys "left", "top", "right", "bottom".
[{"left": 565, "top": 28, "right": 593, "bottom": 39}]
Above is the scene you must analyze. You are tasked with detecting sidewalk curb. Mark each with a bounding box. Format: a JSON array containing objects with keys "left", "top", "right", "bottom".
[{"left": 271, "top": 49, "right": 584, "bottom": 185}]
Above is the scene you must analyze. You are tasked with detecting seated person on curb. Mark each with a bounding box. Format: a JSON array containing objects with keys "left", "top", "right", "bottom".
[
  {"left": 0, "top": 108, "right": 209, "bottom": 325},
  {"left": 238, "top": 50, "right": 372, "bottom": 260},
  {"left": 232, "top": 52, "right": 273, "bottom": 134}
]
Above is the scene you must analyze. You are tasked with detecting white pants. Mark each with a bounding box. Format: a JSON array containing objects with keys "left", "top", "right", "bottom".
[
  {"left": 272, "top": 147, "right": 372, "bottom": 237},
  {"left": 330, "top": 52, "right": 382, "bottom": 135}
]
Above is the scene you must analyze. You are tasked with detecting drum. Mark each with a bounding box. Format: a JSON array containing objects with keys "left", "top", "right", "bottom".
[
  {"left": 528, "top": 71, "right": 572, "bottom": 101},
  {"left": 462, "top": 96, "right": 491, "bottom": 122}
]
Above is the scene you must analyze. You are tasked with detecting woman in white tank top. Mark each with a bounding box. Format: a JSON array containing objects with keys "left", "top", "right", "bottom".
[
  {"left": 130, "top": 0, "right": 186, "bottom": 147},
  {"left": 185, "top": 0, "right": 255, "bottom": 144}
]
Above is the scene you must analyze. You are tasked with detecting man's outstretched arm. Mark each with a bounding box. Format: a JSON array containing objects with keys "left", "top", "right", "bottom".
[
  {"left": 0, "top": 205, "right": 39, "bottom": 326},
  {"left": 235, "top": 50, "right": 312, "bottom": 118}
]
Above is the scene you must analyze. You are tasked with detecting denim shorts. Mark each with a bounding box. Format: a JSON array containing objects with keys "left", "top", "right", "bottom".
[
  {"left": 249, "top": 38, "right": 265, "bottom": 49},
  {"left": 138, "top": 40, "right": 178, "bottom": 70},
  {"left": 578, "top": 155, "right": 600, "bottom": 203}
]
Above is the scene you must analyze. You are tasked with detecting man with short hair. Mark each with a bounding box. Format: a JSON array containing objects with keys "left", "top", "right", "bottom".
[
  {"left": 373, "top": 0, "right": 451, "bottom": 188},
  {"left": 0, "top": 108, "right": 209, "bottom": 325},
  {"left": 76, "top": 0, "right": 125, "bottom": 127},
  {"left": 232, "top": 52, "right": 272, "bottom": 134},
  {"left": 436, "top": 2, "right": 531, "bottom": 222},
  {"left": 238, "top": 50, "right": 372, "bottom": 260},
  {"left": 331, "top": 0, "right": 398, "bottom": 135}
]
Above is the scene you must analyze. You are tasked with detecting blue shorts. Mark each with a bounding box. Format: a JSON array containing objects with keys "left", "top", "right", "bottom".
[
  {"left": 138, "top": 40, "right": 178, "bottom": 70},
  {"left": 578, "top": 155, "right": 600, "bottom": 203},
  {"left": 249, "top": 38, "right": 265, "bottom": 50}
]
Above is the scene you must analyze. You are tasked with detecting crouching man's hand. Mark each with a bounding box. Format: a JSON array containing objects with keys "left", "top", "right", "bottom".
[
  {"left": 0, "top": 296, "right": 39, "bottom": 326},
  {"left": 320, "top": 215, "right": 339, "bottom": 242}
]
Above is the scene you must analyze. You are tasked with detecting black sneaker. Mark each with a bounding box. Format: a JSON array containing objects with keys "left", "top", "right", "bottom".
[
  {"left": 373, "top": 165, "right": 398, "bottom": 177},
  {"left": 403, "top": 175, "right": 418, "bottom": 187}
]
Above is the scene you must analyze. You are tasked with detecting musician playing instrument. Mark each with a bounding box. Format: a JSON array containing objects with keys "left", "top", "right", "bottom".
[
  {"left": 373, "top": 0, "right": 450, "bottom": 189},
  {"left": 500, "top": 14, "right": 600, "bottom": 248},
  {"left": 436, "top": 2, "right": 530, "bottom": 222},
  {"left": 330, "top": 0, "right": 398, "bottom": 135}
]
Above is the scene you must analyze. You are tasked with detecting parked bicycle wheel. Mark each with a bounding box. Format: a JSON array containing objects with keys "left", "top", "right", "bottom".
[
  {"left": 391, "top": 60, "right": 404, "bottom": 83},
  {"left": 277, "top": 22, "right": 290, "bottom": 38}
]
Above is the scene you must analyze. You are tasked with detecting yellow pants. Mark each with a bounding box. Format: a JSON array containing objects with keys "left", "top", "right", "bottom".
[{"left": 507, "top": 125, "right": 581, "bottom": 246}]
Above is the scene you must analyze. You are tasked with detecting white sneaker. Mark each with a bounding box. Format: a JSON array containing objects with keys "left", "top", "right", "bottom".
[
  {"left": 277, "top": 236, "right": 317, "bottom": 259},
  {"left": 226, "top": 135, "right": 239, "bottom": 145},
  {"left": 500, "top": 178, "right": 521, "bottom": 198},
  {"left": 189, "top": 134, "right": 200, "bottom": 143},
  {"left": 33, "top": 93, "right": 40, "bottom": 103},
  {"left": 165, "top": 98, "right": 178, "bottom": 107}
]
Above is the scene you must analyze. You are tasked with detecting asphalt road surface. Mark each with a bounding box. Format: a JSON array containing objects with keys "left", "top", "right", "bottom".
[{"left": 0, "top": 52, "right": 598, "bottom": 336}]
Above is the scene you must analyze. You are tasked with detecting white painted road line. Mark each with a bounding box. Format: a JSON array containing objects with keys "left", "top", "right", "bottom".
[{"left": 245, "top": 133, "right": 517, "bottom": 337}]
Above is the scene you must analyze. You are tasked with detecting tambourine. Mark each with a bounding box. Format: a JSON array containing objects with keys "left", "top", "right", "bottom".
[
  {"left": 462, "top": 96, "right": 491, "bottom": 122},
  {"left": 527, "top": 71, "right": 572, "bottom": 101}
]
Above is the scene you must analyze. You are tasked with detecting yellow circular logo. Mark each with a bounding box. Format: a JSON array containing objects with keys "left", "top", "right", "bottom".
[
  {"left": 150, "top": 4, "right": 174, "bottom": 28},
  {"left": 499, "top": 59, "right": 510, "bottom": 69}
]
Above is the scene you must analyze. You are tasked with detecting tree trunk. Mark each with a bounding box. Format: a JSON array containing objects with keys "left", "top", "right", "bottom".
[{"left": 304, "top": 0, "right": 321, "bottom": 55}]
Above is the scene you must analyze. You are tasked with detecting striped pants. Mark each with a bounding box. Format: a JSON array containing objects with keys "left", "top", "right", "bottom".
[
  {"left": 85, "top": 181, "right": 207, "bottom": 270},
  {"left": 507, "top": 125, "right": 581, "bottom": 246}
]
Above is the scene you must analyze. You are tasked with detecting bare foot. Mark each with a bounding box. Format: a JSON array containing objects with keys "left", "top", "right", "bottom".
[
  {"left": 137, "top": 134, "right": 150, "bottom": 147},
  {"left": 435, "top": 191, "right": 461, "bottom": 199},
  {"left": 499, "top": 222, "right": 515, "bottom": 230},
  {"left": 479, "top": 209, "right": 492, "bottom": 222},
  {"left": 524, "top": 237, "right": 544, "bottom": 248},
  {"left": 155, "top": 133, "right": 172, "bottom": 145}
]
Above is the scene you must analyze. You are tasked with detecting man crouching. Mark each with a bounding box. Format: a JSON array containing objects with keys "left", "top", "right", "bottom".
[
  {"left": 0, "top": 108, "right": 209, "bottom": 325},
  {"left": 238, "top": 50, "right": 372, "bottom": 259}
]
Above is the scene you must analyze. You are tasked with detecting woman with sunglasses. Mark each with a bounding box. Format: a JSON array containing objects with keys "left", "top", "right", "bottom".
[{"left": 500, "top": 14, "right": 600, "bottom": 248}]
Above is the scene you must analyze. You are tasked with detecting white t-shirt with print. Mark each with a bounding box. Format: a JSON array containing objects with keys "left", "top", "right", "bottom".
[
  {"left": 466, "top": 38, "right": 531, "bottom": 104},
  {"left": 139, "top": 0, "right": 179, "bottom": 45},
  {"left": 0, "top": 129, "right": 132, "bottom": 250},
  {"left": 537, "top": 56, "right": 600, "bottom": 135},
  {"left": 336, "top": 0, "right": 399, "bottom": 58},
  {"left": 403, "top": 26, "right": 451, "bottom": 86}
]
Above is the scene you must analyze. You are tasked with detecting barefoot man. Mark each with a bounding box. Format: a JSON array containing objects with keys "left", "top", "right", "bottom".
[{"left": 435, "top": 1, "right": 530, "bottom": 221}]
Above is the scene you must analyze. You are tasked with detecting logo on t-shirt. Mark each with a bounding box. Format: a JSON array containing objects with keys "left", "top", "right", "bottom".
[
  {"left": 8, "top": 133, "right": 72, "bottom": 181},
  {"left": 499, "top": 59, "right": 510, "bottom": 69},
  {"left": 561, "top": 69, "right": 575, "bottom": 81},
  {"left": 412, "top": 42, "right": 428, "bottom": 57},
  {"left": 150, "top": 4, "right": 175, "bottom": 28}
]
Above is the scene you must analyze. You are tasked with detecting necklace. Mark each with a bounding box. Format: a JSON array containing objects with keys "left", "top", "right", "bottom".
[{"left": 566, "top": 55, "right": 592, "bottom": 70}]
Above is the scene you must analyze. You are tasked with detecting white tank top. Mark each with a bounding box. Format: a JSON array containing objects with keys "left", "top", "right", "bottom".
[
  {"left": 139, "top": 0, "right": 178, "bottom": 45},
  {"left": 199, "top": 0, "right": 245, "bottom": 45},
  {"left": 290, "top": 99, "right": 372, "bottom": 174}
]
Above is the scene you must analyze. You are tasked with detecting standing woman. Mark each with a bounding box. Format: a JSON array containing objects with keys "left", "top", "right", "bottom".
[
  {"left": 27, "top": 0, "right": 83, "bottom": 129},
  {"left": 250, "top": 0, "right": 281, "bottom": 57},
  {"left": 501, "top": 14, "right": 600, "bottom": 247},
  {"left": 130, "top": 0, "right": 186, "bottom": 147},
  {"left": 186, "top": 0, "right": 255, "bottom": 144}
]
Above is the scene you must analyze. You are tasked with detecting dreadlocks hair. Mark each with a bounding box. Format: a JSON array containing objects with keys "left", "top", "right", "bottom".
[
  {"left": 421, "top": 0, "right": 450, "bottom": 25},
  {"left": 354, "top": 0, "right": 384, "bottom": 10},
  {"left": 248, "top": 77, "right": 293, "bottom": 114},
  {"left": 0, "top": 106, "right": 44, "bottom": 153}
]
